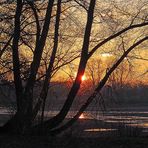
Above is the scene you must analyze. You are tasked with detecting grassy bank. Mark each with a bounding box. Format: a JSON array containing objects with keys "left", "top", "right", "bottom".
[
  {"left": 0, "top": 135, "right": 148, "bottom": 148},
  {"left": 0, "top": 113, "right": 148, "bottom": 148}
]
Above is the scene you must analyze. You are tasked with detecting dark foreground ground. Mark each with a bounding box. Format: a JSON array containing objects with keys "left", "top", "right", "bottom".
[
  {"left": 0, "top": 135, "right": 148, "bottom": 148},
  {"left": 0, "top": 112, "right": 148, "bottom": 148}
]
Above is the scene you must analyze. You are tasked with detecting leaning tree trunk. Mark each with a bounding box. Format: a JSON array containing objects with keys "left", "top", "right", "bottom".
[{"left": 34, "top": 0, "right": 97, "bottom": 132}]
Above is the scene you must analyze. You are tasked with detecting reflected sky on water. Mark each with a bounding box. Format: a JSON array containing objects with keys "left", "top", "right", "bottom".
[{"left": 0, "top": 106, "right": 148, "bottom": 135}]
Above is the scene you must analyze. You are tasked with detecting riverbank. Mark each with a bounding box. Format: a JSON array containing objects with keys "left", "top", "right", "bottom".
[
  {"left": 0, "top": 107, "right": 148, "bottom": 147},
  {"left": 0, "top": 117, "right": 148, "bottom": 148},
  {"left": 0, "top": 134, "right": 148, "bottom": 148}
]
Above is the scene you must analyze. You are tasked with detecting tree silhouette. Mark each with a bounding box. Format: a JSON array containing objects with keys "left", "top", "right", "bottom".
[{"left": 0, "top": 0, "right": 147, "bottom": 135}]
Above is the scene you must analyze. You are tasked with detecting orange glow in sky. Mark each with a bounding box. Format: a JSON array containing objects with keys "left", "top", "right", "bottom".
[{"left": 101, "top": 53, "right": 112, "bottom": 57}]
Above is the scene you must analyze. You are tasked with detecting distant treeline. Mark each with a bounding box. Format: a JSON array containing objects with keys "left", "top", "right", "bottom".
[{"left": 0, "top": 82, "right": 148, "bottom": 109}]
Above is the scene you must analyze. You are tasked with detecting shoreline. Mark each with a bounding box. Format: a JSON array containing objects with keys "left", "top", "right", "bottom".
[{"left": 0, "top": 134, "right": 148, "bottom": 148}]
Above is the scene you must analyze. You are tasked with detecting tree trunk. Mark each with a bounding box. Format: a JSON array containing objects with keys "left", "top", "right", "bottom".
[
  {"left": 36, "top": 0, "right": 96, "bottom": 131},
  {"left": 40, "top": 0, "right": 62, "bottom": 124}
]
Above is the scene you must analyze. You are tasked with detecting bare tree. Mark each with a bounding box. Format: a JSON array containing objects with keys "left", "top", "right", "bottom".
[{"left": 0, "top": 0, "right": 147, "bottom": 135}]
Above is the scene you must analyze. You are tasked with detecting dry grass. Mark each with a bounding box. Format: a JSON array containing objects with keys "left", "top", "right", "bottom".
[{"left": 0, "top": 134, "right": 148, "bottom": 148}]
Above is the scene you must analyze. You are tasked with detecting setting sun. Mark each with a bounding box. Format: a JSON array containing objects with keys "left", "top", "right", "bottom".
[
  {"left": 81, "top": 75, "right": 86, "bottom": 81},
  {"left": 74, "top": 73, "right": 87, "bottom": 81}
]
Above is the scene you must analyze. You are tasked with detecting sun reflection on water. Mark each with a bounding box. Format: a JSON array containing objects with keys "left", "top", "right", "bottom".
[
  {"left": 84, "top": 128, "right": 117, "bottom": 132},
  {"left": 128, "top": 123, "right": 148, "bottom": 128},
  {"left": 79, "top": 113, "right": 85, "bottom": 119}
]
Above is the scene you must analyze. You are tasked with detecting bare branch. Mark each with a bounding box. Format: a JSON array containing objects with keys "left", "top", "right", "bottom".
[
  {"left": 0, "top": 35, "right": 13, "bottom": 58},
  {"left": 88, "top": 22, "right": 148, "bottom": 59}
]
